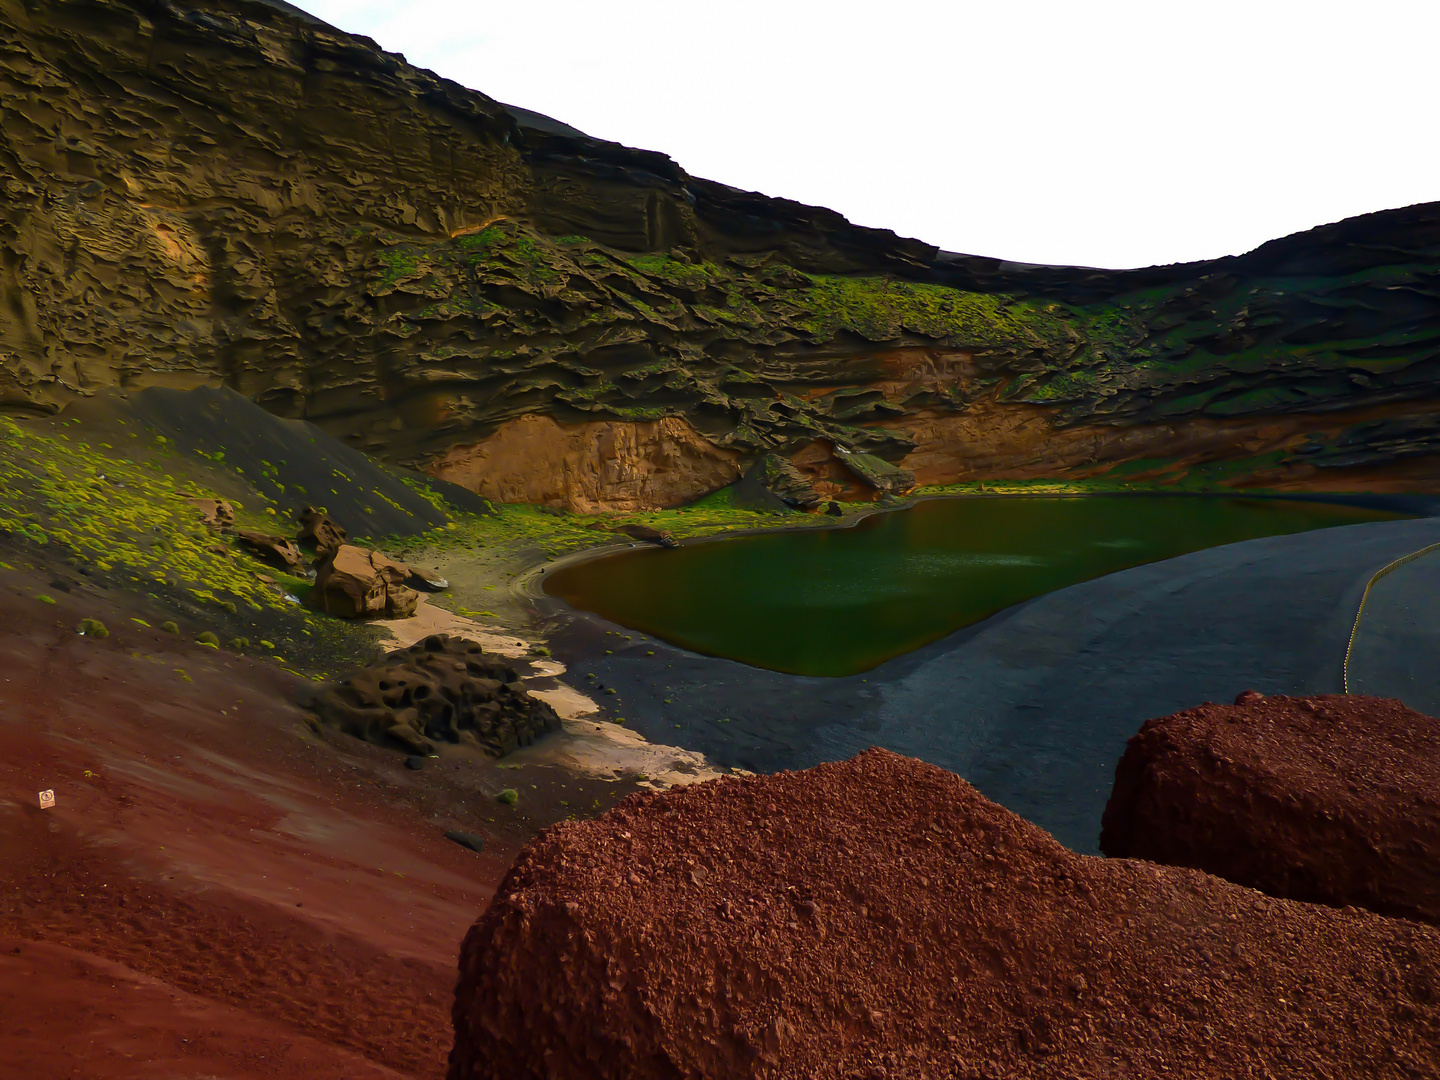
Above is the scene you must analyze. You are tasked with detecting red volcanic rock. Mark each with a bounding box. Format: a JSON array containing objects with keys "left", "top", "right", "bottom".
[
  {"left": 1101, "top": 693, "right": 1440, "bottom": 925},
  {"left": 448, "top": 749, "right": 1440, "bottom": 1080}
]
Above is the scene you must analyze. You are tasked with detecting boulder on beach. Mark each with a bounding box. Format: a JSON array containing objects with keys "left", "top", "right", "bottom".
[
  {"left": 1101, "top": 691, "right": 1440, "bottom": 925},
  {"left": 448, "top": 748, "right": 1440, "bottom": 1080},
  {"left": 310, "top": 544, "right": 418, "bottom": 618},
  {"left": 309, "top": 634, "right": 560, "bottom": 756}
]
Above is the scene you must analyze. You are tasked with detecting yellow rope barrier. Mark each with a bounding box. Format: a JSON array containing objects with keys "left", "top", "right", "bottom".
[{"left": 1343, "top": 541, "right": 1440, "bottom": 694}]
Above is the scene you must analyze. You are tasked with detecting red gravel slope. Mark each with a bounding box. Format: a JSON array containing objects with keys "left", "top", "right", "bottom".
[
  {"left": 0, "top": 556, "right": 617, "bottom": 1079},
  {"left": 450, "top": 748, "right": 1440, "bottom": 1080},
  {"left": 1101, "top": 691, "right": 1440, "bottom": 925}
]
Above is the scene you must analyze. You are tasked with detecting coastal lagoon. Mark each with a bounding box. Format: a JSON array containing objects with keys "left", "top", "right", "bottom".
[{"left": 545, "top": 495, "right": 1406, "bottom": 677}]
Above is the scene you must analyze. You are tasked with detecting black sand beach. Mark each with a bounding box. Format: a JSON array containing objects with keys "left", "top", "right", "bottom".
[{"left": 539, "top": 514, "right": 1440, "bottom": 853}]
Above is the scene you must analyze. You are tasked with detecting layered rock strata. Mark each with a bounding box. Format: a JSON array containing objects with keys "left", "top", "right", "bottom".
[
  {"left": 447, "top": 749, "right": 1440, "bottom": 1080},
  {"left": 1101, "top": 692, "right": 1440, "bottom": 926},
  {"left": 3, "top": 1, "right": 1440, "bottom": 509}
]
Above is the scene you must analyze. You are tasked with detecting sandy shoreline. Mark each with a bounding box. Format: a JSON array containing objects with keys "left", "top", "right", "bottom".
[
  {"left": 368, "top": 491, "right": 1440, "bottom": 841},
  {"left": 530, "top": 512, "right": 1440, "bottom": 853}
]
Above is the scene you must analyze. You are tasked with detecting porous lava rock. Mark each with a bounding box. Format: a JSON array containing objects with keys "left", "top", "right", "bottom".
[
  {"left": 234, "top": 529, "right": 304, "bottom": 571},
  {"left": 1101, "top": 692, "right": 1440, "bottom": 925},
  {"left": 447, "top": 749, "right": 1440, "bottom": 1080},
  {"left": 310, "top": 634, "right": 560, "bottom": 757},
  {"left": 297, "top": 506, "right": 348, "bottom": 556},
  {"left": 310, "top": 544, "right": 419, "bottom": 619}
]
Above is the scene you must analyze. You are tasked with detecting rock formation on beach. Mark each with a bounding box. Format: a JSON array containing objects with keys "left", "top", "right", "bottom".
[
  {"left": 3, "top": 0, "right": 1440, "bottom": 509},
  {"left": 1101, "top": 691, "right": 1440, "bottom": 926},
  {"left": 309, "top": 633, "right": 561, "bottom": 757},
  {"left": 447, "top": 749, "right": 1440, "bottom": 1080}
]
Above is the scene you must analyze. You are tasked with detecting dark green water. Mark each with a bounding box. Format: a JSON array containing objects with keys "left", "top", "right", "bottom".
[{"left": 544, "top": 496, "right": 1405, "bottom": 677}]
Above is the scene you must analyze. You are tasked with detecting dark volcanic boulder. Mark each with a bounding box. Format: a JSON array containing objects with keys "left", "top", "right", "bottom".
[
  {"left": 234, "top": 529, "right": 304, "bottom": 571},
  {"left": 447, "top": 749, "right": 1440, "bottom": 1080},
  {"left": 296, "top": 506, "right": 348, "bottom": 556},
  {"left": 1101, "top": 692, "right": 1440, "bottom": 925},
  {"left": 310, "top": 634, "right": 560, "bottom": 757}
]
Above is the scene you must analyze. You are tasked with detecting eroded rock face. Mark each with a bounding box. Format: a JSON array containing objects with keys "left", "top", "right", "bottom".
[
  {"left": 1100, "top": 692, "right": 1440, "bottom": 925},
  {"left": 309, "top": 634, "right": 559, "bottom": 757},
  {"left": 310, "top": 544, "right": 418, "bottom": 619},
  {"left": 4, "top": 1, "right": 1440, "bottom": 507},
  {"left": 429, "top": 415, "right": 742, "bottom": 512},
  {"left": 448, "top": 749, "right": 1440, "bottom": 1080}
]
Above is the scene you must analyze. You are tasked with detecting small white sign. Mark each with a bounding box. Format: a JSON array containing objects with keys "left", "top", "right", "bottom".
[{"left": 37, "top": 789, "right": 55, "bottom": 809}]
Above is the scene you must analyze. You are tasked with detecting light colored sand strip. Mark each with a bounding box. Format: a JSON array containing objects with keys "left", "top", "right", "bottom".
[
  {"left": 372, "top": 598, "right": 724, "bottom": 787},
  {"left": 372, "top": 596, "right": 529, "bottom": 657}
]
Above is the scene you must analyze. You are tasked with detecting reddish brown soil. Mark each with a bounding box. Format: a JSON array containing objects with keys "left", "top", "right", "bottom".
[
  {"left": 1101, "top": 692, "right": 1440, "bottom": 926},
  {"left": 0, "top": 552, "right": 627, "bottom": 1079},
  {"left": 450, "top": 748, "right": 1440, "bottom": 1080}
]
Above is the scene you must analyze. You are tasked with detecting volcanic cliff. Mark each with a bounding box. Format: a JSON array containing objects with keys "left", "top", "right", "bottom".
[{"left": 3, "top": 0, "right": 1440, "bottom": 509}]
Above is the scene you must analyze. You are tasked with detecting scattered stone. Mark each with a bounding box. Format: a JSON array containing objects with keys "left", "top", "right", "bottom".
[
  {"left": 445, "top": 829, "right": 486, "bottom": 854},
  {"left": 296, "top": 506, "right": 348, "bottom": 556},
  {"left": 235, "top": 529, "right": 304, "bottom": 571},
  {"left": 406, "top": 566, "right": 449, "bottom": 591},
  {"left": 449, "top": 748, "right": 1440, "bottom": 1080},
  {"left": 1101, "top": 692, "right": 1440, "bottom": 925},
  {"left": 76, "top": 618, "right": 108, "bottom": 638},
  {"left": 309, "top": 544, "right": 419, "bottom": 619},
  {"left": 405, "top": 755, "right": 425, "bottom": 770},
  {"left": 183, "top": 496, "right": 236, "bottom": 529},
  {"left": 160, "top": 621, "right": 179, "bottom": 635},
  {"left": 835, "top": 447, "right": 917, "bottom": 496},
  {"left": 496, "top": 788, "right": 518, "bottom": 806},
  {"left": 256, "top": 574, "right": 276, "bottom": 585},
  {"left": 307, "top": 634, "right": 560, "bottom": 757},
  {"left": 196, "top": 631, "right": 219, "bottom": 647},
  {"left": 611, "top": 523, "right": 678, "bottom": 548}
]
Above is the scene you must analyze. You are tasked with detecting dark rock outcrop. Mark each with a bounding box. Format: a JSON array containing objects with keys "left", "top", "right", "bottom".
[
  {"left": 610, "top": 523, "right": 678, "bottom": 548},
  {"left": 4, "top": 0, "right": 1440, "bottom": 509},
  {"left": 296, "top": 506, "right": 347, "bottom": 556},
  {"left": 234, "top": 529, "right": 303, "bottom": 571},
  {"left": 309, "top": 634, "right": 560, "bottom": 757},
  {"left": 448, "top": 749, "right": 1440, "bottom": 1080},
  {"left": 1101, "top": 692, "right": 1440, "bottom": 925}
]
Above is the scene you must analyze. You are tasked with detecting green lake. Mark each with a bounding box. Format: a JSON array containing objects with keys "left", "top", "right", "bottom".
[{"left": 544, "top": 496, "right": 1406, "bottom": 677}]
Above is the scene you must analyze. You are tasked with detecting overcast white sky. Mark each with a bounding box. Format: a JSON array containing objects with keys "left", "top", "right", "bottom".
[{"left": 293, "top": 1, "right": 1439, "bottom": 270}]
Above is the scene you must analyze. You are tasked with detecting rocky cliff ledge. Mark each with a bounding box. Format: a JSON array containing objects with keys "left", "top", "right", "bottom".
[
  {"left": 1101, "top": 691, "right": 1440, "bottom": 926},
  {"left": 4, "top": 0, "right": 1440, "bottom": 509},
  {"left": 448, "top": 749, "right": 1439, "bottom": 1079}
]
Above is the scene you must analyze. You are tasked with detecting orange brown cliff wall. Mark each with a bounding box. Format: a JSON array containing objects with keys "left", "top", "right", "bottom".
[{"left": 429, "top": 415, "right": 741, "bottom": 513}]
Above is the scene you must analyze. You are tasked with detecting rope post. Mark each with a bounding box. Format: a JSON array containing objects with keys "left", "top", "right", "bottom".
[{"left": 1343, "top": 541, "right": 1440, "bottom": 694}]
